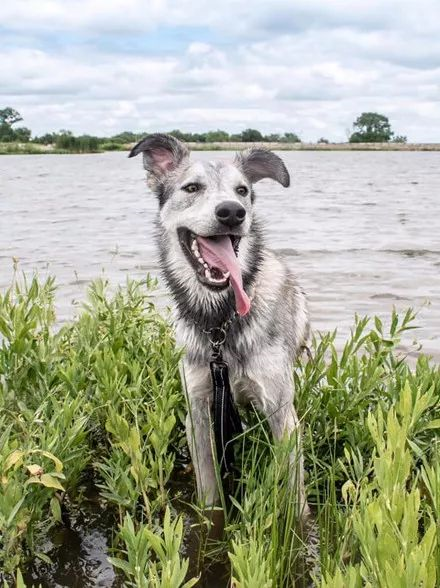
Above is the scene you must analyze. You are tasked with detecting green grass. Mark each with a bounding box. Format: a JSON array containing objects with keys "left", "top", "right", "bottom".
[{"left": 0, "top": 275, "right": 439, "bottom": 587}]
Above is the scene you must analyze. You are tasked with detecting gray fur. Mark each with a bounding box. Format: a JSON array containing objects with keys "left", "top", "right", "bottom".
[
  {"left": 130, "top": 134, "right": 312, "bottom": 522},
  {"left": 129, "top": 133, "right": 190, "bottom": 190},
  {"left": 236, "top": 147, "right": 291, "bottom": 187}
]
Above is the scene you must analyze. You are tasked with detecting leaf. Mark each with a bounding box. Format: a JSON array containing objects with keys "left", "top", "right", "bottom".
[
  {"left": 47, "top": 471, "right": 66, "bottom": 480},
  {"left": 26, "top": 464, "right": 44, "bottom": 476},
  {"left": 4, "top": 449, "right": 25, "bottom": 471},
  {"left": 182, "top": 577, "right": 199, "bottom": 588},
  {"left": 420, "top": 419, "right": 440, "bottom": 431},
  {"left": 26, "top": 474, "right": 65, "bottom": 491},
  {"left": 39, "top": 450, "right": 64, "bottom": 473},
  {"left": 50, "top": 496, "right": 62, "bottom": 523},
  {"left": 108, "top": 557, "right": 133, "bottom": 575},
  {"left": 16, "top": 568, "right": 26, "bottom": 588},
  {"left": 35, "top": 551, "right": 53, "bottom": 565},
  {"left": 342, "top": 480, "right": 356, "bottom": 504},
  {"left": 6, "top": 496, "right": 26, "bottom": 527},
  {"left": 374, "top": 316, "right": 383, "bottom": 334}
]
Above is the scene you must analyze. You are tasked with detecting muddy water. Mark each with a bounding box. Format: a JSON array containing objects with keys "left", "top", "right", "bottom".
[
  {"left": 1, "top": 150, "right": 439, "bottom": 358},
  {"left": 22, "top": 483, "right": 124, "bottom": 588}
]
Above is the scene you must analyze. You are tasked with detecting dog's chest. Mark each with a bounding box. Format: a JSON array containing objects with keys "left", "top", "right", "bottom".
[{"left": 175, "top": 320, "right": 260, "bottom": 370}]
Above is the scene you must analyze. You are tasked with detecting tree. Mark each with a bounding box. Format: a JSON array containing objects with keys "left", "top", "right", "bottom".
[
  {"left": 349, "top": 112, "right": 394, "bottom": 143},
  {"left": 33, "top": 132, "right": 58, "bottom": 145},
  {"left": 111, "top": 131, "right": 140, "bottom": 143},
  {"left": 205, "top": 130, "right": 230, "bottom": 142},
  {"left": 0, "top": 124, "right": 16, "bottom": 142},
  {"left": 13, "top": 127, "right": 31, "bottom": 142},
  {"left": 169, "top": 129, "right": 192, "bottom": 142},
  {"left": 56, "top": 132, "right": 77, "bottom": 150},
  {"left": 392, "top": 135, "right": 408, "bottom": 144},
  {"left": 240, "top": 129, "right": 264, "bottom": 142},
  {"left": 282, "top": 132, "right": 301, "bottom": 143},
  {"left": 0, "top": 107, "right": 23, "bottom": 126},
  {"left": 0, "top": 107, "right": 28, "bottom": 142},
  {"left": 264, "top": 133, "right": 281, "bottom": 142}
]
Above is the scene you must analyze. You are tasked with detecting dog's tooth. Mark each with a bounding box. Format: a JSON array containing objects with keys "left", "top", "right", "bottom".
[
  {"left": 211, "top": 276, "right": 227, "bottom": 284},
  {"left": 203, "top": 262, "right": 208, "bottom": 269},
  {"left": 223, "top": 271, "right": 230, "bottom": 278},
  {"left": 204, "top": 268, "right": 211, "bottom": 279}
]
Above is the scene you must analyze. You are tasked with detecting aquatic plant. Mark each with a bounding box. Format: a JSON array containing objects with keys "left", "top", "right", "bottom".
[{"left": 0, "top": 275, "right": 438, "bottom": 586}]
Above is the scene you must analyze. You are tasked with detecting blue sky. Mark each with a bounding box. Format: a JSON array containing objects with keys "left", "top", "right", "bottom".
[{"left": 1, "top": 0, "right": 439, "bottom": 141}]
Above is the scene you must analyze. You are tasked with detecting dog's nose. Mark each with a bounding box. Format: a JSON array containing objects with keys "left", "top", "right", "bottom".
[{"left": 215, "top": 201, "right": 246, "bottom": 227}]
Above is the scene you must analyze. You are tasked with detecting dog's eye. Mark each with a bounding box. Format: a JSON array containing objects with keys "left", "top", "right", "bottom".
[
  {"left": 236, "top": 186, "right": 249, "bottom": 196},
  {"left": 182, "top": 183, "right": 200, "bottom": 193}
]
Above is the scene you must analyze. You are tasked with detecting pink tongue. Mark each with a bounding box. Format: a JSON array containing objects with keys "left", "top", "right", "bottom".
[{"left": 197, "top": 236, "right": 251, "bottom": 316}]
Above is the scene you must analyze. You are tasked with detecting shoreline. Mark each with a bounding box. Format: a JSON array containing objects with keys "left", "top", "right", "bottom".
[
  {"left": 1, "top": 141, "right": 440, "bottom": 155},
  {"left": 187, "top": 141, "right": 440, "bottom": 151}
]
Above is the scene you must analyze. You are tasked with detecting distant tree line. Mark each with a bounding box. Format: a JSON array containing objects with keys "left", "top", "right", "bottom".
[
  {"left": 30, "top": 128, "right": 303, "bottom": 149},
  {"left": 0, "top": 108, "right": 302, "bottom": 151},
  {"left": 0, "top": 106, "right": 408, "bottom": 152}
]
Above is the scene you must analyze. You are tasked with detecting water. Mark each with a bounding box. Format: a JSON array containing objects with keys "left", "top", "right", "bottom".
[
  {"left": 1, "top": 150, "right": 439, "bottom": 584},
  {"left": 22, "top": 482, "right": 124, "bottom": 588},
  {"left": 2, "top": 150, "right": 439, "bottom": 358}
]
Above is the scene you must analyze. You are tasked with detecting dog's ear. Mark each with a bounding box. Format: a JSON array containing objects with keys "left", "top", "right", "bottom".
[
  {"left": 235, "top": 148, "right": 290, "bottom": 187},
  {"left": 128, "top": 133, "right": 189, "bottom": 177}
]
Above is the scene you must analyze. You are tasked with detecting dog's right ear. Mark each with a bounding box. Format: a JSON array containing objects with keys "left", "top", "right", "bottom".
[{"left": 128, "top": 133, "right": 189, "bottom": 178}]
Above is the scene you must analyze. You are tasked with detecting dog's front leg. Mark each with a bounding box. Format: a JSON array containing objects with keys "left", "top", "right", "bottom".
[
  {"left": 180, "top": 361, "right": 219, "bottom": 506},
  {"left": 252, "top": 367, "right": 320, "bottom": 574},
  {"left": 249, "top": 366, "right": 309, "bottom": 516}
]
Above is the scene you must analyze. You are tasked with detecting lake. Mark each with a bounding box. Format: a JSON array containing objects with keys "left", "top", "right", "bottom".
[{"left": 1, "top": 150, "right": 439, "bottom": 359}]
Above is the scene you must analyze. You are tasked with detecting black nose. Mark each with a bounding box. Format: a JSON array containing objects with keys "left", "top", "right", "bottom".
[{"left": 215, "top": 201, "right": 246, "bottom": 228}]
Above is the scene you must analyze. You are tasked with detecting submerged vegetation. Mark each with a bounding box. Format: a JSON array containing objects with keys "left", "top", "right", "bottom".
[{"left": 0, "top": 275, "right": 439, "bottom": 586}]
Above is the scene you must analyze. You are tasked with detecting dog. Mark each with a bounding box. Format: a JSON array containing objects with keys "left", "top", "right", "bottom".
[{"left": 129, "top": 134, "right": 310, "bottom": 518}]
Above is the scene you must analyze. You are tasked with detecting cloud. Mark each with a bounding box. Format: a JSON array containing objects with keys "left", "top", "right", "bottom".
[{"left": 0, "top": 0, "right": 439, "bottom": 140}]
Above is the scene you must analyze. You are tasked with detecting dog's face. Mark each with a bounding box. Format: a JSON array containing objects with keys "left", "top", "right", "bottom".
[{"left": 129, "top": 134, "right": 290, "bottom": 316}]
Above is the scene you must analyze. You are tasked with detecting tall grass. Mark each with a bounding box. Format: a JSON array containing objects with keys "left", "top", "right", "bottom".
[{"left": 0, "top": 275, "right": 438, "bottom": 586}]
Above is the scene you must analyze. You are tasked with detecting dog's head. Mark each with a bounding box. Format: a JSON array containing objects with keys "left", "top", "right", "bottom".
[{"left": 129, "top": 133, "right": 290, "bottom": 316}]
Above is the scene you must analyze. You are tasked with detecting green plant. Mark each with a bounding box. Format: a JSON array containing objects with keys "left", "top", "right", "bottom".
[
  {"left": 1, "top": 274, "right": 439, "bottom": 586},
  {"left": 110, "top": 507, "right": 198, "bottom": 588},
  {"left": 323, "top": 385, "right": 438, "bottom": 586}
]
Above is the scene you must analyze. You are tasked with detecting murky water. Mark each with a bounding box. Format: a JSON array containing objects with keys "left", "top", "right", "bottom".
[
  {"left": 2, "top": 150, "right": 439, "bottom": 358},
  {"left": 22, "top": 482, "right": 124, "bottom": 588}
]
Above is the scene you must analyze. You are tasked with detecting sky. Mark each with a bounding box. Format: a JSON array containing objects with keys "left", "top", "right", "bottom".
[{"left": 1, "top": 0, "right": 439, "bottom": 141}]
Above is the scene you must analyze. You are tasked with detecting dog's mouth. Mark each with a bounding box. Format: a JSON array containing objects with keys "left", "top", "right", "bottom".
[
  {"left": 178, "top": 228, "right": 240, "bottom": 287},
  {"left": 178, "top": 228, "right": 251, "bottom": 316}
]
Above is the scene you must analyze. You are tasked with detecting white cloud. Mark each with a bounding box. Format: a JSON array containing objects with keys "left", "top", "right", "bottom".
[{"left": 0, "top": 0, "right": 439, "bottom": 140}]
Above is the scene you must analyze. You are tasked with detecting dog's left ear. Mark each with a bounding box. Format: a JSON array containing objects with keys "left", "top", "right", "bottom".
[
  {"left": 235, "top": 148, "right": 290, "bottom": 187},
  {"left": 128, "top": 133, "right": 189, "bottom": 177}
]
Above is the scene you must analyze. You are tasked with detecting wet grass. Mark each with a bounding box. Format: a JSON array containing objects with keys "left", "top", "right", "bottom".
[{"left": 0, "top": 275, "right": 439, "bottom": 587}]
